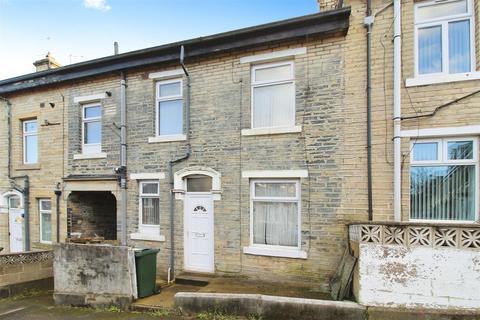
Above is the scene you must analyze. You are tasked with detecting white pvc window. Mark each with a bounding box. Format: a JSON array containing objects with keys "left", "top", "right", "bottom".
[
  {"left": 82, "top": 103, "right": 102, "bottom": 154},
  {"left": 250, "top": 180, "right": 301, "bottom": 249},
  {"left": 139, "top": 181, "right": 160, "bottom": 234},
  {"left": 39, "top": 199, "right": 52, "bottom": 244},
  {"left": 410, "top": 137, "right": 478, "bottom": 221},
  {"left": 414, "top": 0, "right": 475, "bottom": 76},
  {"left": 251, "top": 61, "right": 295, "bottom": 129},
  {"left": 156, "top": 79, "right": 183, "bottom": 136},
  {"left": 23, "top": 120, "right": 38, "bottom": 164}
]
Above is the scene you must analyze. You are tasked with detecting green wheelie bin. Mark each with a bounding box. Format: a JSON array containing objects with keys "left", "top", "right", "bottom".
[{"left": 134, "top": 248, "right": 160, "bottom": 298}]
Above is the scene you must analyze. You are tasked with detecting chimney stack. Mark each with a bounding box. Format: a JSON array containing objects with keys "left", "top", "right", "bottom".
[
  {"left": 317, "top": 0, "right": 340, "bottom": 11},
  {"left": 33, "top": 52, "right": 61, "bottom": 72}
]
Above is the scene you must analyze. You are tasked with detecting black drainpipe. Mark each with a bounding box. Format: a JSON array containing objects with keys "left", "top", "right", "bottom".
[
  {"left": 365, "top": 0, "right": 374, "bottom": 221},
  {"left": 168, "top": 46, "right": 191, "bottom": 282},
  {"left": 54, "top": 183, "right": 62, "bottom": 243}
]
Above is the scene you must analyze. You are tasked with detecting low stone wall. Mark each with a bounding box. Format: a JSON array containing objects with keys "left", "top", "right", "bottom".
[
  {"left": 53, "top": 243, "right": 137, "bottom": 308},
  {"left": 175, "top": 292, "right": 366, "bottom": 320},
  {"left": 350, "top": 223, "right": 480, "bottom": 310},
  {"left": 0, "top": 250, "right": 53, "bottom": 287}
]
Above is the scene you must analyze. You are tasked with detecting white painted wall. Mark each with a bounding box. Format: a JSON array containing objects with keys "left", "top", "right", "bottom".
[{"left": 356, "top": 243, "right": 480, "bottom": 309}]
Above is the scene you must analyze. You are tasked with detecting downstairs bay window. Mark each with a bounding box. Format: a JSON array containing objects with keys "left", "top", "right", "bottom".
[{"left": 410, "top": 138, "right": 478, "bottom": 222}]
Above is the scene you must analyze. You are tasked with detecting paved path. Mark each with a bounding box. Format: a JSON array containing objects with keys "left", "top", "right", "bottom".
[{"left": 0, "top": 291, "right": 185, "bottom": 320}]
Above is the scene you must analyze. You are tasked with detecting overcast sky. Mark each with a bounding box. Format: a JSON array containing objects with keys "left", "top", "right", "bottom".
[{"left": 0, "top": 0, "right": 318, "bottom": 80}]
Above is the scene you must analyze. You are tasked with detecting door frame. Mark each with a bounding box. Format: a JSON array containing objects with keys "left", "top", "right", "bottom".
[
  {"left": 8, "top": 195, "right": 23, "bottom": 253},
  {"left": 183, "top": 192, "right": 215, "bottom": 273}
]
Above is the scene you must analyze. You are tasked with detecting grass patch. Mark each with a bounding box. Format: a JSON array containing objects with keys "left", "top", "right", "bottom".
[
  {"left": 105, "top": 305, "right": 122, "bottom": 313},
  {"left": 4, "top": 288, "right": 50, "bottom": 301},
  {"left": 196, "top": 309, "right": 238, "bottom": 320},
  {"left": 148, "top": 309, "right": 170, "bottom": 317}
]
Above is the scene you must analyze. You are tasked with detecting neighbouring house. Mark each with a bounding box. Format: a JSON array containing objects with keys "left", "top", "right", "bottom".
[{"left": 0, "top": 0, "right": 479, "bottom": 310}]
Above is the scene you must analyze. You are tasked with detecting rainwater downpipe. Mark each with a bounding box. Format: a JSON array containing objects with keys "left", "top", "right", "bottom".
[
  {"left": 365, "top": 0, "right": 374, "bottom": 221},
  {"left": 120, "top": 72, "right": 128, "bottom": 245},
  {"left": 2, "top": 97, "right": 31, "bottom": 251},
  {"left": 168, "top": 46, "right": 191, "bottom": 282},
  {"left": 393, "top": 0, "right": 402, "bottom": 221},
  {"left": 54, "top": 183, "right": 62, "bottom": 243},
  {"left": 23, "top": 176, "right": 30, "bottom": 251}
]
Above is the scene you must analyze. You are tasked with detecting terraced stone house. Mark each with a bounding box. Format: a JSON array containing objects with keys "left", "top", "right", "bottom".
[{"left": 0, "top": 0, "right": 480, "bottom": 309}]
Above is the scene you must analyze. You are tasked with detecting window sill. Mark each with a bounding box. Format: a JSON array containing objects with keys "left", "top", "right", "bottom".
[
  {"left": 148, "top": 134, "right": 186, "bottom": 143},
  {"left": 130, "top": 233, "right": 165, "bottom": 242},
  {"left": 73, "top": 153, "right": 107, "bottom": 160},
  {"left": 405, "top": 72, "right": 480, "bottom": 87},
  {"left": 15, "top": 164, "right": 41, "bottom": 171},
  {"left": 241, "top": 126, "right": 302, "bottom": 136},
  {"left": 243, "top": 246, "right": 307, "bottom": 259},
  {"left": 409, "top": 219, "right": 478, "bottom": 225}
]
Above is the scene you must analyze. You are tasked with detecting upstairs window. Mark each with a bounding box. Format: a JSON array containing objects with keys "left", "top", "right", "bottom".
[
  {"left": 415, "top": 0, "right": 474, "bottom": 76},
  {"left": 82, "top": 103, "right": 102, "bottom": 154},
  {"left": 23, "top": 119, "right": 38, "bottom": 164},
  {"left": 410, "top": 138, "right": 477, "bottom": 221},
  {"left": 251, "top": 61, "right": 295, "bottom": 129},
  {"left": 156, "top": 79, "right": 183, "bottom": 136},
  {"left": 139, "top": 181, "right": 160, "bottom": 234}
]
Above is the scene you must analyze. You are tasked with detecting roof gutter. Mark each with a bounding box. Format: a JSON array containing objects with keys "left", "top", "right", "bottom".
[{"left": 0, "top": 7, "right": 350, "bottom": 95}]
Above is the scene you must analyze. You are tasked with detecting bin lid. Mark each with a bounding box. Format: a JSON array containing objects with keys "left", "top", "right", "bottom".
[{"left": 134, "top": 248, "right": 160, "bottom": 257}]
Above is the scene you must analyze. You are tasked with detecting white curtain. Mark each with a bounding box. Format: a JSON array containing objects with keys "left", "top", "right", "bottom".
[
  {"left": 142, "top": 198, "right": 160, "bottom": 225},
  {"left": 41, "top": 213, "right": 52, "bottom": 242},
  {"left": 253, "top": 201, "right": 297, "bottom": 247},
  {"left": 253, "top": 83, "right": 295, "bottom": 128}
]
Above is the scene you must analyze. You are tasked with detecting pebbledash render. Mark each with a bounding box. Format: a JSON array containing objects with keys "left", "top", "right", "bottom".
[{"left": 1, "top": 0, "right": 480, "bottom": 302}]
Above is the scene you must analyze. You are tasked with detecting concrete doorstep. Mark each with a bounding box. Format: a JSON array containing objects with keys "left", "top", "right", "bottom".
[{"left": 175, "top": 292, "right": 366, "bottom": 320}]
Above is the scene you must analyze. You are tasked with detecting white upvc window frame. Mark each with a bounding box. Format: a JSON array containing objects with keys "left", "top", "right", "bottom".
[
  {"left": 250, "top": 61, "right": 296, "bottom": 130},
  {"left": 409, "top": 137, "right": 479, "bottom": 223},
  {"left": 81, "top": 102, "right": 102, "bottom": 155},
  {"left": 23, "top": 119, "right": 38, "bottom": 164},
  {"left": 155, "top": 78, "right": 184, "bottom": 138},
  {"left": 414, "top": 0, "right": 476, "bottom": 78},
  {"left": 39, "top": 198, "right": 52, "bottom": 244},
  {"left": 248, "top": 179, "right": 302, "bottom": 252},
  {"left": 138, "top": 180, "right": 160, "bottom": 235}
]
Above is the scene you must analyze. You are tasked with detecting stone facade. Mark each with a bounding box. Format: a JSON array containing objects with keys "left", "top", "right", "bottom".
[
  {"left": 0, "top": 101, "right": 10, "bottom": 249},
  {"left": 339, "top": 0, "right": 480, "bottom": 223},
  {"left": 0, "top": 87, "right": 67, "bottom": 252}
]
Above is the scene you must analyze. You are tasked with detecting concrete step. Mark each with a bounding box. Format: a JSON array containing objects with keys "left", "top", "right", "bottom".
[{"left": 175, "top": 273, "right": 212, "bottom": 286}]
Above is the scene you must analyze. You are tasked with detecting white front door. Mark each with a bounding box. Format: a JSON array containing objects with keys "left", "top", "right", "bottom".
[
  {"left": 184, "top": 193, "right": 214, "bottom": 273},
  {"left": 8, "top": 196, "right": 23, "bottom": 253}
]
